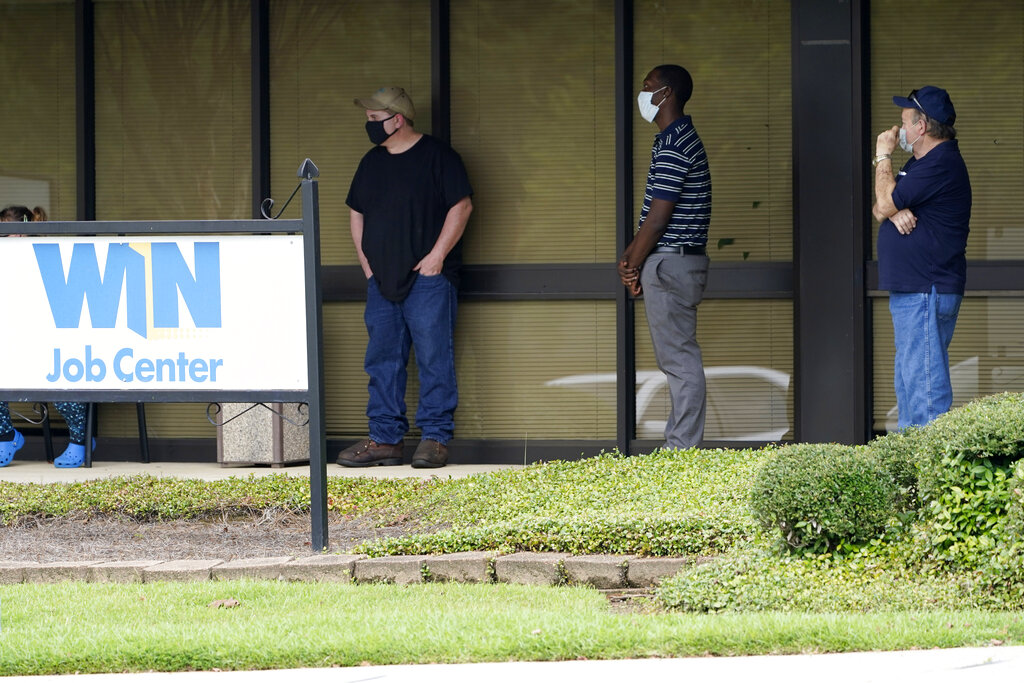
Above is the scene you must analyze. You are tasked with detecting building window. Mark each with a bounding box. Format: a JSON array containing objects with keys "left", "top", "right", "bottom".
[
  {"left": 93, "top": 0, "right": 252, "bottom": 438},
  {"left": 0, "top": 0, "right": 76, "bottom": 219},
  {"left": 633, "top": 0, "right": 793, "bottom": 441},
  {"left": 451, "top": 0, "right": 616, "bottom": 265}
]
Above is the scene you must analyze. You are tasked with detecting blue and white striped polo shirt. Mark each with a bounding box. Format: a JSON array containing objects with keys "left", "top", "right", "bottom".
[{"left": 639, "top": 115, "right": 711, "bottom": 247}]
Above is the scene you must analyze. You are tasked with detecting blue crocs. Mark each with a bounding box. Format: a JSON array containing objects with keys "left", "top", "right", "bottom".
[
  {"left": 0, "top": 430, "right": 25, "bottom": 467},
  {"left": 54, "top": 439, "right": 96, "bottom": 469}
]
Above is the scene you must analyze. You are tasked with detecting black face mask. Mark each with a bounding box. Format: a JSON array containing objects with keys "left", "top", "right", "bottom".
[{"left": 365, "top": 113, "right": 397, "bottom": 145}]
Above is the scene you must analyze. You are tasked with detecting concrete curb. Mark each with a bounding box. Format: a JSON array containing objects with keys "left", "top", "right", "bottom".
[
  {"left": 494, "top": 552, "right": 570, "bottom": 586},
  {"left": 564, "top": 554, "right": 633, "bottom": 589},
  {"left": 213, "top": 556, "right": 296, "bottom": 581},
  {"left": 91, "top": 560, "right": 164, "bottom": 583},
  {"left": 2, "top": 553, "right": 695, "bottom": 588},
  {"left": 30, "top": 560, "right": 100, "bottom": 583},
  {"left": 627, "top": 557, "right": 702, "bottom": 587},
  {"left": 278, "top": 553, "right": 364, "bottom": 582},
  {"left": 0, "top": 561, "right": 39, "bottom": 584},
  {"left": 354, "top": 555, "right": 427, "bottom": 584},
  {"left": 424, "top": 551, "right": 496, "bottom": 583},
  {"left": 143, "top": 559, "right": 224, "bottom": 582}
]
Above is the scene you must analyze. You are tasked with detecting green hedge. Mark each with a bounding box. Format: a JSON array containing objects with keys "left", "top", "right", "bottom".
[
  {"left": 0, "top": 475, "right": 425, "bottom": 524},
  {"left": 911, "top": 393, "right": 1024, "bottom": 562},
  {"left": 865, "top": 427, "right": 924, "bottom": 510},
  {"left": 749, "top": 394, "right": 1024, "bottom": 562},
  {"left": 1005, "top": 459, "right": 1024, "bottom": 540},
  {"left": 656, "top": 549, "right": 1024, "bottom": 613},
  {"left": 918, "top": 393, "right": 1024, "bottom": 460},
  {"left": 750, "top": 443, "right": 898, "bottom": 554},
  {"left": 353, "top": 513, "right": 754, "bottom": 558}
]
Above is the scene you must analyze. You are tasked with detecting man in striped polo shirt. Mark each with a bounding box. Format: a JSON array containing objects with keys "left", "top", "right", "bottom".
[{"left": 618, "top": 64, "right": 712, "bottom": 449}]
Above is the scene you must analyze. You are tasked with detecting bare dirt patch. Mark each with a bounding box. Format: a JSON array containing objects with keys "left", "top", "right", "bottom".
[
  {"left": 603, "top": 589, "right": 660, "bottom": 614},
  {"left": 0, "top": 512, "right": 417, "bottom": 562}
]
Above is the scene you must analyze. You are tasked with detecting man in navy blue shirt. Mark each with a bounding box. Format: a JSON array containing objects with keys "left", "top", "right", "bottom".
[
  {"left": 872, "top": 86, "right": 971, "bottom": 429},
  {"left": 618, "top": 65, "right": 711, "bottom": 449}
]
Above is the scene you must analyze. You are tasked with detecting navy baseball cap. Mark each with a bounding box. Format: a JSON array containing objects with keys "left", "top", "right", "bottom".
[{"left": 892, "top": 86, "right": 956, "bottom": 126}]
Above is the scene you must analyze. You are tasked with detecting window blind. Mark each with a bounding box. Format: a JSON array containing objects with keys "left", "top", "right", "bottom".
[{"left": 93, "top": 0, "right": 252, "bottom": 438}]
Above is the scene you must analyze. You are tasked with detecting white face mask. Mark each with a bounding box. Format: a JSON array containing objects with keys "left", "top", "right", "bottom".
[{"left": 637, "top": 86, "right": 667, "bottom": 123}]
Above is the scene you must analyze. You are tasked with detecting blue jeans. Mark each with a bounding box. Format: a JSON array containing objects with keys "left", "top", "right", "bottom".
[
  {"left": 889, "top": 286, "right": 962, "bottom": 430},
  {"left": 364, "top": 273, "right": 458, "bottom": 444}
]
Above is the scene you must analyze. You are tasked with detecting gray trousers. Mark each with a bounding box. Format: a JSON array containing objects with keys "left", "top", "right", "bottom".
[{"left": 640, "top": 252, "right": 709, "bottom": 448}]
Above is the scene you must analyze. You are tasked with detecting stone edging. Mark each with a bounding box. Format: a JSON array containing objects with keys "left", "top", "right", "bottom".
[{"left": 0, "top": 552, "right": 697, "bottom": 588}]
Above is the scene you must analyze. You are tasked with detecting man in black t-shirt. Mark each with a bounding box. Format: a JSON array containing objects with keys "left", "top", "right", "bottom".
[{"left": 339, "top": 86, "right": 473, "bottom": 469}]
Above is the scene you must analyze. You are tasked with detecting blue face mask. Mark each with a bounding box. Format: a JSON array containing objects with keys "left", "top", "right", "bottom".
[
  {"left": 899, "top": 125, "right": 922, "bottom": 153},
  {"left": 365, "top": 113, "right": 397, "bottom": 145}
]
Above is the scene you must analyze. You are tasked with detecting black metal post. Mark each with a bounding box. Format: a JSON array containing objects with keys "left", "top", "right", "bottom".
[
  {"left": 137, "top": 403, "right": 150, "bottom": 463},
  {"left": 84, "top": 402, "right": 95, "bottom": 468},
  {"left": 792, "top": 0, "right": 869, "bottom": 443},
  {"left": 41, "top": 405, "right": 54, "bottom": 463},
  {"left": 75, "top": 0, "right": 95, "bottom": 221},
  {"left": 614, "top": 0, "right": 635, "bottom": 455},
  {"left": 299, "top": 162, "right": 327, "bottom": 551},
  {"left": 251, "top": 0, "right": 271, "bottom": 218},
  {"left": 430, "top": 0, "right": 451, "bottom": 143}
]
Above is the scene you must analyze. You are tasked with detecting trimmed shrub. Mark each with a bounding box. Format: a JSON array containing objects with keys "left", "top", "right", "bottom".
[
  {"left": 919, "top": 393, "right": 1024, "bottom": 461},
  {"left": 912, "top": 393, "right": 1024, "bottom": 561},
  {"left": 1006, "top": 459, "right": 1024, "bottom": 540},
  {"left": 750, "top": 443, "right": 898, "bottom": 554},
  {"left": 865, "top": 427, "right": 924, "bottom": 510},
  {"left": 354, "top": 513, "right": 752, "bottom": 558},
  {"left": 655, "top": 548, "right": 1024, "bottom": 613}
]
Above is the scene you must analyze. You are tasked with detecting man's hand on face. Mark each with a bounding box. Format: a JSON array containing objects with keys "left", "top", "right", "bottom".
[{"left": 876, "top": 125, "right": 899, "bottom": 157}]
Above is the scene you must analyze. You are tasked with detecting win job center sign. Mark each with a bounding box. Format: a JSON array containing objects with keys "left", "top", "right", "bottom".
[{"left": 1, "top": 235, "right": 308, "bottom": 393}]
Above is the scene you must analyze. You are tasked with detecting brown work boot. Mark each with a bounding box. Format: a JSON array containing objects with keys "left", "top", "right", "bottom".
[
  {"left": 336, "top": 439, "right": 404, "bottom": 467},
  {"left": 411, "top": 439, "right": 448, "bottom": 469}
]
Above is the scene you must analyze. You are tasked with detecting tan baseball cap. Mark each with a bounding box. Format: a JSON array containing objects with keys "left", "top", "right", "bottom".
[{"left": 354, "top": 86, "right": 416, "bottom": 120}]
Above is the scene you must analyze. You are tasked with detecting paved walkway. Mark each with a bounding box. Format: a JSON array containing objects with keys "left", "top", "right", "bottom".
[
  {"left": 0, "top": 460, "right": 519, "bottom": 484},
  {"left": 4, "top": 646, "right": 1024, "bottom": 682}
]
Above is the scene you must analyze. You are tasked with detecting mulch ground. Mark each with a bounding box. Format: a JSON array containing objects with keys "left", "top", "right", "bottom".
[{"left": 0, "top": 513, "right": 416, "bottom": 562}]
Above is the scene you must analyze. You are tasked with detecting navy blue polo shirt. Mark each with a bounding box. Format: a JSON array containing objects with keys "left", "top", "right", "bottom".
[
  {"left": 878, "top": 139, "right": 971, "bottom": 295},
  {"left": 639, "top": 115, "right": 711, "bottom": 247}
]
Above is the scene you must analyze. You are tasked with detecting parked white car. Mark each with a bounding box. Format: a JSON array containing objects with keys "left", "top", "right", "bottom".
[
  {"left": 883, "top": 355, "right": 1024, "bottom": 432},
  {"left": 545, "top": 366, "right": 792, "bottom": 441}
]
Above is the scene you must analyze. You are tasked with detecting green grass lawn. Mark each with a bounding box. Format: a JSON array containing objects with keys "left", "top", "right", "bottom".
[{"left": 0, "top": 580, "right": 1020, "bottom": 675}]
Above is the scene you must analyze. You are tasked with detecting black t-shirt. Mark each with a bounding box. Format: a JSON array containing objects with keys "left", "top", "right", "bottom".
[{"left": 346, "top": 134, "right": 473, "bottom": 302}]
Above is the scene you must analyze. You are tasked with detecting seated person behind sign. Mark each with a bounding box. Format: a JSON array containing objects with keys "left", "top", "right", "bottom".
[{"left": 0, "top": 205, "right": 92, "bottom": 468}]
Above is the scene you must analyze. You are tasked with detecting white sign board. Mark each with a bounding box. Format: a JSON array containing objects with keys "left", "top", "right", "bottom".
[{"left": 0, "top": 235, "right": 308, "bottom": 392}]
